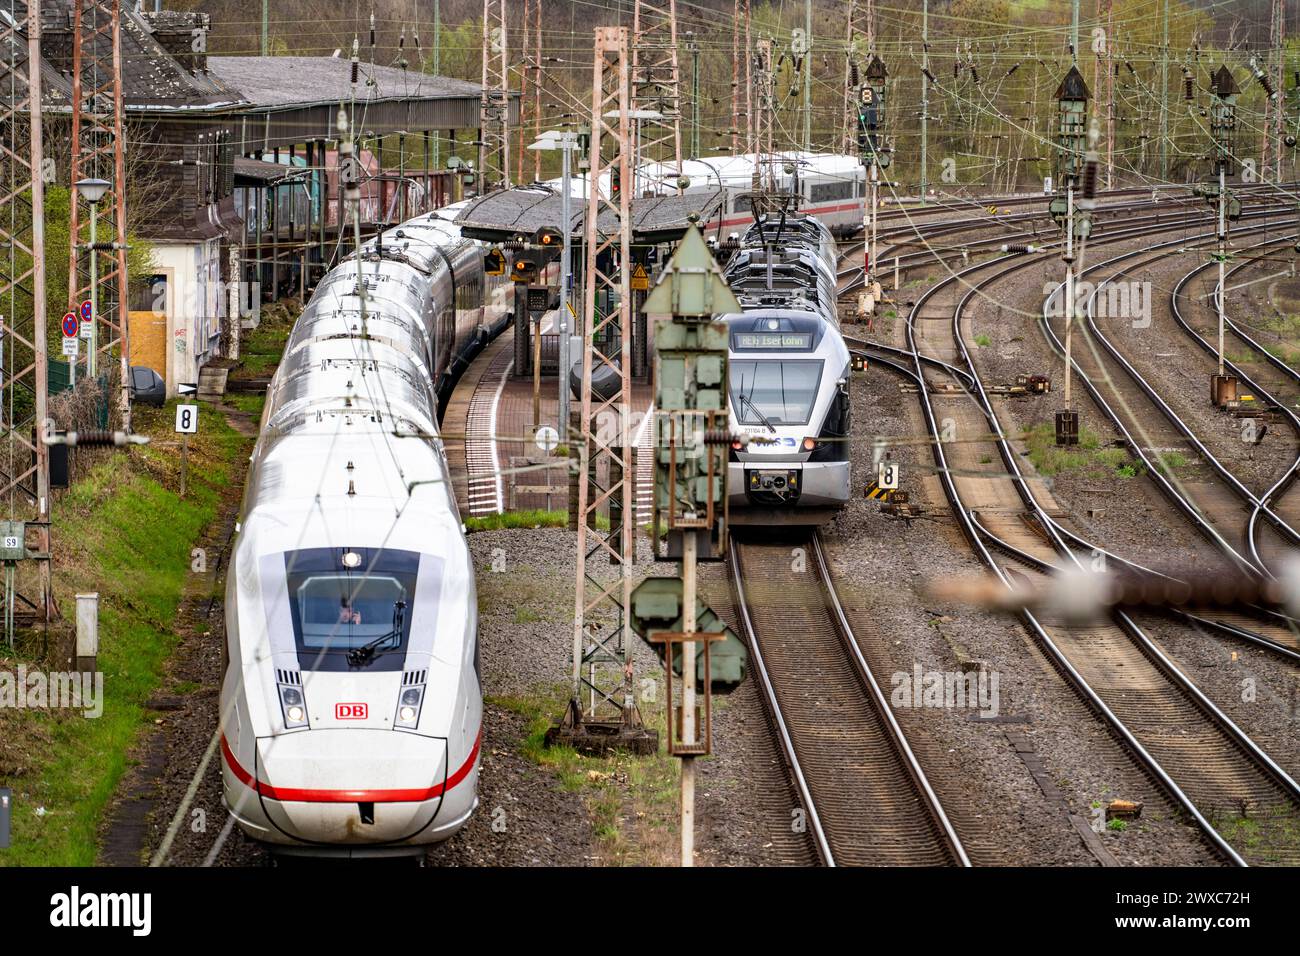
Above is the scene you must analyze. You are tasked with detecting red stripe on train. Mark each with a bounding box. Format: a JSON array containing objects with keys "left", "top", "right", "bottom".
[{"left": 221, "top": 728, "right": 481, "bottom": 803}]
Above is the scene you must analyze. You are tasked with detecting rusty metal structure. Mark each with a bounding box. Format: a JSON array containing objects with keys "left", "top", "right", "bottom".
[
  {"left": 751, "top": 37, "right": 776, "bottom": 194},
  {"left": 0, "top": 1, "right": 53, "bottom": 626},
  {"left": 515, "top": 0, "right": 541, "bottom": 184},
  {"left": 1261, "top": 0, "right": 1285, "bottom": 183},
  {"left": 742, "top": 0, "right": 752, "bottom": 155},
  {"left": 631, "top": 0, "right": 682, "bottom": 188},
  {"left": 477, "top": 0, "right": 509, "bottom": 192},
  {"left": 554, "top": 26, "right": 653, "bottom": 753},
  {"left": 730, "top": 0, "right": 740, "bottom": 153},
  {"left": 67, "top": 0, "right": 130, "bottom": 423}
]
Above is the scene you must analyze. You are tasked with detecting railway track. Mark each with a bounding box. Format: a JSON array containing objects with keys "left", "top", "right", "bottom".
[
  {"left": 836, "top": 183, "right": 1298, "bottom": 297},
  {"left": 728, "top": 531, "right": 969, "bottom": 867},
  {"left": 848, "top": 214, "right": 1300, "bottom": 665},
  {"left": 1168, "top": 238, "right": 1300, "bottom": 571},
  {"left": 1045, "top": 226, "right": 1300, "bottom": 576},
  {"left": 877, "top": 211, "right": 1300, "bottom": 865}
]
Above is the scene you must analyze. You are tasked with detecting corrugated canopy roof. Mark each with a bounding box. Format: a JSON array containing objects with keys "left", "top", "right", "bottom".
[
  {"left": 234, "top": 156, "right": 294, "bottom": 183},
  {"left": 207, "top": 56, "right": 483, "bottom": 110},
  {"left": 454, "top": 185, "right": 726, "bottom": 244}
]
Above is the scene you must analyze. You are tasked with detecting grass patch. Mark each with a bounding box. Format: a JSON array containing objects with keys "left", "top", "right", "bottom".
[
  {"left": 1213, "top": 811, "right": 1300, "bottom": 863},
  {"left": 1022, "top": 422, "right": 1155, "bottom": 481},
  {"left": 463, "top": 510, "right": 625, "bottom": 535},
  {"left": 1264, "top": 343, "right": 1300, "bottom": 366},
  {"left": 0, "top": 398, "right": 250, "bottom": 865},
  {"left": 1022, "top": 422, "right": 1101, "bottom": 476},
  {"left": 490, "top": 687, "right": 681, "bottom": 865},
  {"left": 231, "top": 299, "right": 299, "bottom": 381},
  {"left": 224, "top": 391, "right": 265, "bottom": 419},
  {"left": 1153, "top": 451, "right": 1187, "bottom": 476},
  {"left": 973, "top": 333, "right": 992, "bottom": 347},
  {"left": 464, "top": 509, "right": 568, "bottom": 533}
]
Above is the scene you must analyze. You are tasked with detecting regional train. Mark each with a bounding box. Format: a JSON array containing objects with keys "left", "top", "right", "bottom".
[
  {"left": 721, "top": 212, "right": 853, "bottom": 518},
  {"left": 220, "top": 208, "right": 511, "bottom": 857}
]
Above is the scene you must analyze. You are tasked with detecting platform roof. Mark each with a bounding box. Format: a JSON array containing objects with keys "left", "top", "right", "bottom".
[
  {"left": 234, "top": 156, "right": 296, "bottom": 184},
  {"left": 454, "top": 185, "right": 727, "bottom": 246},
  {"left": 208, "top": 56, "right": 514, "bottom": 152}
]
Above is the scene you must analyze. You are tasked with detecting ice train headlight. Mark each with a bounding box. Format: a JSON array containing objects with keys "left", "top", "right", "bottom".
[
  {"left": 278, "top": 683, "right": 309, "bottom": 730},
  {"left": 395, "top": 685, "right": 425, "bottom": 730}
]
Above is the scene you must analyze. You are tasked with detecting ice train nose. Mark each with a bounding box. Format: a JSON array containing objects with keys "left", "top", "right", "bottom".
[{"left": 255, "top": 729, "right": 447, "bottom": 844}]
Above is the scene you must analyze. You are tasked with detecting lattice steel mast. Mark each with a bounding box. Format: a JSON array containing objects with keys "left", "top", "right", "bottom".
[
  {"left": 516, "top": 0, "right": 542, "bottom": 184},
  {"left": 478, "top": 0, "right": 510, "bottom": 192},
  {"left": 751, "top": 37, "right": 775, "bottom": 196},
  {"left": 0, "top": 1, "right": 53, "bottom": 627},
  {"left": 552, "top": 26, "right": 653, "bottom": 753},
  {"left": 631, "top": 0, "right": 682, "bottom": 190},
  {"left": 67, "top": 0, "right": 130, "bottom": 425}
]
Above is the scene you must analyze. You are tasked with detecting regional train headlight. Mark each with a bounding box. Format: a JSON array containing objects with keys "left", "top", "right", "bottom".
[
  {"left": 395, "top": 684, "right": 425, "bottom": 730},
  {"left": 278, "top": 683, "right": 309, "bottom": 730}
]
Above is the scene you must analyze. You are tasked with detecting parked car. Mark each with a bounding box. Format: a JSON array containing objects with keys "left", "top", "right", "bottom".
[{"left": 128, "top": 366, "right": 166, "bottom": 406}]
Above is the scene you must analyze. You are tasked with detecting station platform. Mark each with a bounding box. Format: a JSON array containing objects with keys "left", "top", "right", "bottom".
[{"left": 443, "top": 324, "right": 654, "bottom": 520}]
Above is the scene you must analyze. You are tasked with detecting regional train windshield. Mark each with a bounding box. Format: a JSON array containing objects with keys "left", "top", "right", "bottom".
[
  {"left": 730, "top": 359, "right": 824, "bottom": 427},
  {"left": 283, "top": 548, "right": 421, "bottom": 671}
]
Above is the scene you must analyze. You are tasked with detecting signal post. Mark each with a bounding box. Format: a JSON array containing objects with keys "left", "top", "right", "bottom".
[
  {"left": 640, "top": 225, "right": 740, "bottom": 866},
  {"left": 1049, "top": 67, "right": 1091, "bottom": 445},
  {"left": 1198, "top": 66, "right": 1242, "bottom": 407},
  {"left": 856, "top": 55, "right": 889, "bottom": 322}
]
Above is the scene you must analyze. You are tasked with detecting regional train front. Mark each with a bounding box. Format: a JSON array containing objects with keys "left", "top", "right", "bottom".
[
  {"left": 722, "top": 213, "right": 853, "bottom": 521},
  {"left": 726, "top": 311, "right": 852, "bottom": 514}
]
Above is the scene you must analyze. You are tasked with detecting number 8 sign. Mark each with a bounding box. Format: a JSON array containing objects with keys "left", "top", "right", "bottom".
[
  {"left": 175, "top": 404, "right": 198, "bottom": 434},
  {"left": 878, "top": 460, "right": 899, "bottom": 490}
]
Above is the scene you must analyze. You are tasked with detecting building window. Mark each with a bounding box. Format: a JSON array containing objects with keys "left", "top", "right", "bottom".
[{"left": 131, "top": 275, "right": 167, "bottom": 315}]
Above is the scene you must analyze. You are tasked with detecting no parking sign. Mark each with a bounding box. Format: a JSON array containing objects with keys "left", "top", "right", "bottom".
[{"left": 61, "top": 312, "right": 78, "bottom": 338}]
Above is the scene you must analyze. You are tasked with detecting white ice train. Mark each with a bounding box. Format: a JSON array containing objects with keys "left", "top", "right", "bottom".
[
  {"left": 220, "top": 210, "right": 510, "bottom": 857},
  {"left": 544, "top": 152, "right": 867, "bottom": 237},
  {"left": 723, "top": 213, "right": 853, "bottom": 519}
]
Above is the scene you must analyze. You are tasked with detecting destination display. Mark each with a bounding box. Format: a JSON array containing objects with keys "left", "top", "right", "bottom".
[{"left": 732, "top": 332, "right": 814, "bottom": 350}]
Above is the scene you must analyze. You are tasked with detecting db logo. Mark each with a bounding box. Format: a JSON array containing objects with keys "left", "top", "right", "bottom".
[{"left": 335, "top": 702, "right": 368, "bottom": 720}]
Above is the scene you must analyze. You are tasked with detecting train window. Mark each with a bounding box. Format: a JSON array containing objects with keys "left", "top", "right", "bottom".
[
  {"left": 283, "top": 548, "right": 422, "bottom": 671},
  {"left": 730, "top": 359, "right": 823, "bottom": 426},
  {"left": 809, "top": 181, "right": 854, "bottom": 204}
]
